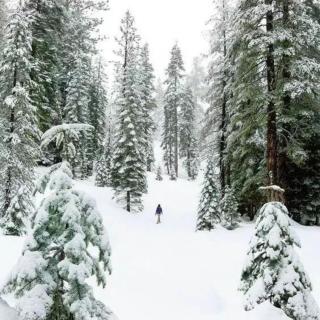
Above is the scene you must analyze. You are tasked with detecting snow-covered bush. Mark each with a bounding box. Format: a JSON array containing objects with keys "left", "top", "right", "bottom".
[
  {"left": 2, "top": 162, "right": 113, "bottom": 320},
  {"left": 240, "top": 201, "right": 320, "bottom": 319},
  {"left": 196, "top": 160, "right": 220, "bottom": 231}
]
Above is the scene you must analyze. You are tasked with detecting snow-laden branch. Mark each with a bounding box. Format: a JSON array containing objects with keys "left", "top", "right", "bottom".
[{"left": 41, "top": 123, "right": 94, "bottom": 149}]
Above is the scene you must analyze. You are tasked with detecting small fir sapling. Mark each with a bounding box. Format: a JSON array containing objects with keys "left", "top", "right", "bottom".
[
  {"left": 220, "top": 186, "right": 240, "bottom": 230},
  {"left": 155, "top": 166, "right": 163, "bottom": 181}
]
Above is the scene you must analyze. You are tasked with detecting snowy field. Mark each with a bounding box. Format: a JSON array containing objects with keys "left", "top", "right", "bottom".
[{"left": 0, "top": 168, "right": 320, "bottom": 320}]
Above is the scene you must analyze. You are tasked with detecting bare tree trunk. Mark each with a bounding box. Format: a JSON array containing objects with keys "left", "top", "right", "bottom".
[{"left": 266, "top": 0, "right": 278, "bottom": 185}]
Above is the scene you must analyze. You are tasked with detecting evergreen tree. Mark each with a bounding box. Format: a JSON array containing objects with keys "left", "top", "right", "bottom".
[
  {"left": 153, "top": 78, "right": 165, "bottom": 139},
  {"left": 204, "top": 0, "right": 233, "bottom": 197},
  {"left": 0, "top": 0, "right": 6, "bottom": 45},
  {"left": 139, "top": 43, "right": 156, "bottom": 172},
  {"left": 88, "top": 58, "right": 108, "bottom": 162},
  {"left": 2, "top": 161, "right": 113, "bottom": 320},
  {"left": 162, "top": 43, "right": 185, "bottom": 177},
  {"left": 276, "top": 0, "right": 320, "bottom": 224},
  {"left": 0, "top": 5, "right": 39, "bottom": 235},
  {"left": 197, "top": 160, "right": 220, "bottom": 231},
  {"left": 179, "top": 87, "right": 199, "bottom": 180},
  {"left": 155, "top": 166, "right": 163, "bottom": 181},
  {"left": 220, "top": 186, "right": 240, "bottom": 230},
  {"left": 95, "top": 139, "right": 112, "bottom": 188},
  {"left": 25, "top": 0, "right": 65, "bottom": 136},
  {"left": 111, "top": 11, "right": 147, "bottom": 213},
  {"left": 240, "top": 200, "right": 320, "bottom": 319},
  {"left": 225, "top": 0, "right": 320, "bottom": 222}
]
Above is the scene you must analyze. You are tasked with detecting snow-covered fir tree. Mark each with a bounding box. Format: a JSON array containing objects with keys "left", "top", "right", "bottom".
[
  {"left": 0, "top": 5, "right": 39, "bottom": 235},
  {"left": 204, "top": 0, "right": 233, "bottom": 197},
  {"left": 155, "top": 166, "right": 163, "bottom": 181},
  {"left": 0, "top": 0, "right": 6, "bottom": 45},
  {"left": 111, "top": 11, "right": 147, "bottom": 213},
  {"left": 24, "top": 0, "right": 65, "bottom": 136},
  {"left": 220, "top": 186, "right": 240, "bottom": 230},
  {"left": 162, "top": 43, "right": 185, "bottom": 177},
  {"left": 153, "top": 78, "right": 165, "bottom": 139},
  {"left": 139, "top": 43, "right": 156, "bottom": 172},
  {"left": 225, "top": 0, "right": 320, "bottom": 222},
  {"left": 179, "top": 86, "right": 199, "bottom": 180},
  {"left": 197, "top": 159, "right": 220, "bottom": 231},
  {"left": 88, "top": 58, "right": 108, "bottom": 160},
  {"left": 240, "top": 199, "right": 320, "bottom": 319},
  {"left": 2, "top": 161, "right": 113, "bottom": 320},
  {"left": 63, "top": 3, "right": 93, "bottom": 178},
  {"left": 95, "top": 139, "right": 112, "bottom": 188}
]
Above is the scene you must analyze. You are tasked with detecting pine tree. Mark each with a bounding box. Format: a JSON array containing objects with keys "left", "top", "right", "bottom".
[
  {"left": 0, "top": 5, "right": 39, "bottom": 235},
  {"left": 162, "top": 43, "right": 185, "bottom": 177},
  {"left": 155, "top": 166, "right": 163, "bottom": 181},
  {"left": 197, "top": 160, "right": 220, "bottom": 231},
  {"left": 153, "top": 78, "right": 165, "bottom": 139},
  {"left": 225, "top": 0, "right": 320, "bottom": 222},
  {"left": 220, "top": 186, "right": 240, "bottom": 230},
  {"left": 58, "top": 1, "right": 107, "bottom": 178},
  {"left": 88, "top": 58, "right": 108, "bottom": 163},
  {"left": 139, "top": 43, "right": 156, "bottom": 172},
  {"left": 179, "top": 87, "right": 199, "bottom": 180},
  {"left": 95, "top": 139, "right": 112, "bottom": 187},
  {"left": 2, "top": 161, "right": 113, "bottom": 320},
  {"left": 25, "top": 0, "right": 65, "bottom": 135},
  {"left": 204, "top": 0, "right": 233, "bottom": 197},
  {"left": 240, "top": 200, "right": 320, "bottom": 319},
  {"left": 0, "top": 0, "right": 6, "bottom": 45},
  {"left": 111, "top": 11, "right": 147, "bottom": 213}
]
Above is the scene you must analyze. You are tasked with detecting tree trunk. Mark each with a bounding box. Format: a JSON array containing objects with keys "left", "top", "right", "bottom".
[
  {"left": 174, "top": 76, "right": 179, "bottom": 177},
  {"left": 266, "top": 0, "right": 278, "bottom": 185},
  {"left": 278, "top": 0, "right": 291, "bottom": 194},
  {"left": 3, "top": 65, "right": 17, "bottom": 216},
  {"left": 220, "top": 0, "right": 228, "bottom": 197},
  {"left": 126, "top": 191, "right": 131, "bottom": 212}
]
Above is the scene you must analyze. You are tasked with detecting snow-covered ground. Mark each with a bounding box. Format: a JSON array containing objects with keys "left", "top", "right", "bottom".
[{"left": 0, "top": 169, "right": 320, "bottom": 320}]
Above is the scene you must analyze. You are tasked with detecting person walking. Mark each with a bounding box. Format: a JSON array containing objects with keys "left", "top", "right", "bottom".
[{"left": 155, "top": 204, "right": 163, "bottom": 224}]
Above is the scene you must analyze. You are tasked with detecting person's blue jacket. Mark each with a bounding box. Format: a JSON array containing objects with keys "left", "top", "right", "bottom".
[{"left": 156, "top": 205, "right": 163, "bottom": 215}]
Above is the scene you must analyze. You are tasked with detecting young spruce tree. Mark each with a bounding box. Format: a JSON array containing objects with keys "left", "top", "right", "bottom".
[
  {"left": 240, "top": 198, "right": 320, "bottom": 319},
  {"left": 2, "top": 161, "right": 113, "bottom": 320},
  {"left": 197, "top": 160, "right": 220, "bottom": 231}
]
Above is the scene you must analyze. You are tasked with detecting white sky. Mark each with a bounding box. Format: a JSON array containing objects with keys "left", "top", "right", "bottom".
[{"left": 100, "top": 0, "right": 212, "bottom": 78}]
